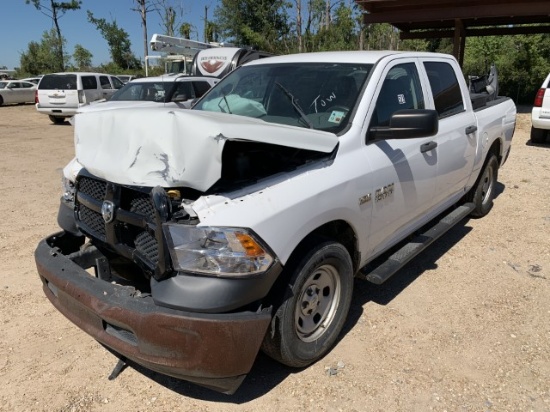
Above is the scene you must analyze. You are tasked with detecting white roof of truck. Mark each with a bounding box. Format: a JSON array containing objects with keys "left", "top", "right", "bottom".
[{"left": 244, "top": 50, "right": 456, "bottom": 66}]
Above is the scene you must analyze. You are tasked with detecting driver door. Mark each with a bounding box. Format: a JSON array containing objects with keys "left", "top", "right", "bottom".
[{"left": 363, "top": 60, "right": 439, "bottom": 257}]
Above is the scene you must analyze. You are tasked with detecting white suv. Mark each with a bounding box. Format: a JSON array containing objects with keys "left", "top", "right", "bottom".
[
  {"left": 36, "top": 72, "right": 124, "bottom": 124},
  {"left": 531, "top": 72, "right": 550, "bottom": 143}
]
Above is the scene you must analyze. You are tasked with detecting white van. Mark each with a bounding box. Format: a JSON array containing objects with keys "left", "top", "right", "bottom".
[{"left": 36, "top": 72, "right": 124, "bottom": 124}]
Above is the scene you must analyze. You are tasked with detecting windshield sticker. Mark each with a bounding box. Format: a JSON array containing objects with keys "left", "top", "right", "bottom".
[{"left": 328, "top": 110, "right": 346, "bottom": 124}]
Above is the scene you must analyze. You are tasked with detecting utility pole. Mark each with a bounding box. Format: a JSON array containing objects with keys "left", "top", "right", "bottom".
[{"left": 204, "top": 5, "right": 208, "bottom": 43}]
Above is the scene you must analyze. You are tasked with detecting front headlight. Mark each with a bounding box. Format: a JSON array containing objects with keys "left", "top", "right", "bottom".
[{"left": 164, "top": 224, "right": 274, "bottom": 277}]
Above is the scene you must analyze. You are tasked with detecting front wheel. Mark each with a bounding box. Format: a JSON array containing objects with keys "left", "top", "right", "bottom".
[
  {"left": 261, "top": 240, "right": 354, "bottom": 368},
  {"left": 467, "top": 154, "right": 499, "bottom": 218}
]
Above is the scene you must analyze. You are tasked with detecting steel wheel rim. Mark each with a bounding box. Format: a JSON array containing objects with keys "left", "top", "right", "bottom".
[{"left": 294, "top": 264, "right": 341, "bottom": 342}]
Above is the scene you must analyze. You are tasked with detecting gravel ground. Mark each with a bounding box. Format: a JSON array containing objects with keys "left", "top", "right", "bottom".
[{"left": 0, "top": 104, "right": 548, "bottom": 412}]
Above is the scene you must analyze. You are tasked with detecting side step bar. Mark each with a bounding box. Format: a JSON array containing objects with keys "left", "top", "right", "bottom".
[{"left": 361, "top": 203, "right": 475, "bottom": 285}]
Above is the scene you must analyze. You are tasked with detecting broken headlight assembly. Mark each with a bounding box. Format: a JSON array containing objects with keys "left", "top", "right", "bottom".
[
  {"left": 61, "top": 176, "right": 75, "bottom": 202},
  {"left": 163, "top": 224, "right": 274, "bottom": 277}
]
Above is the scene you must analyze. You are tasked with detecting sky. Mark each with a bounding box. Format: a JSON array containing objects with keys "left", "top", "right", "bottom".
[{"left": 0, "top": 0, "right": 220, "bottom": 70}]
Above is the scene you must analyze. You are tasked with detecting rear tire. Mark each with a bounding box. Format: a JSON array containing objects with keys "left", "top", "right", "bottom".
[
  {"left": 0, "top": 95, "right": 4, "bottom": 106},
  {"left": 261, "top": 240, "right": 353, "bottom": 368},
  {"left": 530, "top": 127, "right": 546, "bottom": 144},
  {"left": 49, "top": 115, "right": 66, "bottom": 125},
  {"left": 467, "top": 154, "right": 499, "bottom": 218}
]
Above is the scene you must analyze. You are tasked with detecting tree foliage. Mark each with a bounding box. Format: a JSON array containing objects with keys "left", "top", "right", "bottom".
[
  {"left": 25, "top": 0, "right": 82, "bottom": 72},
  {"left": 17, "top": 1, "right": 550, "bottom": 104},
  {"left": 19, "top": 28, "right": 68, "bottom": 75},
  {"left": 463, "top": 32, "right": 550, "bottom": 102},
  {"left": 72, "top": 44, "right": 93, "bottom": 70},
  {"left": 87, "top": 11, "right": 142, "bottom": 70},
  {"left": 215, "top": 0, "right": 290, "bottom": 52}
]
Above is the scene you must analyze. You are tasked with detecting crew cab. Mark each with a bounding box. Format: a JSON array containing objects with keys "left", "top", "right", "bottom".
[{"left": 35, "top": 51, "right": 516, "bottom": 394}]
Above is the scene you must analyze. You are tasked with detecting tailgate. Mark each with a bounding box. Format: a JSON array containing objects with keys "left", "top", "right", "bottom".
[{"left": 43, "top": 89, "right": 78, "bottom": 106}]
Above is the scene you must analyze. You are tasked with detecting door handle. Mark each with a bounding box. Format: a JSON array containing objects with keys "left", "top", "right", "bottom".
[
  {"left": 420, "top": 141, "right": 437, "bottom": 153},
  {"left": 465, "top": 125, "right": 478, "bottom": 134}
]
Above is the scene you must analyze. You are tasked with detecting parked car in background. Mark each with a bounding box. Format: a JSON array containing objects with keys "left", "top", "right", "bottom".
[
  {"left": 0, "top": 80, "right": 37, "bottom": 105},
  {"left": 77, "top": 74, "right": 218, "bottom": 113},
  {"left": 531, "top": 72, "right": 550, "bottom": 143},
  {"left": 117, "top": 75, "right": 139, "bottom": 84},
  {"left": 21, "top": 75, "right": 43, "bottom": 85},
  {"left": 35, "top": 72, "right": 124, "bottom": 124}
]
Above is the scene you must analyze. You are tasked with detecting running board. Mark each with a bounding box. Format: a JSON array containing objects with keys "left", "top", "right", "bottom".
[{"left": 361, "top": 203, "right": 475, "bottom": 285}]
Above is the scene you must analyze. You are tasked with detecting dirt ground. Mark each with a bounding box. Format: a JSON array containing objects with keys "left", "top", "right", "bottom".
[{"left": 0, "top": 104, "right": 548, "bottom": 412}]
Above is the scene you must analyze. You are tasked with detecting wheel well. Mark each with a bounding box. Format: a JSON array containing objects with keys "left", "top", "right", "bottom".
[
  {"left": 307, "top": 220, "right": 360, "bottom": 273},
  {"left": 262, "top": 220, "right": 359, "bottom": 311},
  {"left": 489, "top": 138, "right": 502, "bottom": 165}
]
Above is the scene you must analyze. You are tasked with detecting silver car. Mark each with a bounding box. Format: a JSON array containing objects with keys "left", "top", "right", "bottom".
[{"left": 0, "top": 80, "right": 37, "bottom": 106}]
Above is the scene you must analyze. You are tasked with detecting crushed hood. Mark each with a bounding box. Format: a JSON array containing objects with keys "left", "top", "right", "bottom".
[{"left": 74, "top": 107, "right": 338, "bottom": 191}]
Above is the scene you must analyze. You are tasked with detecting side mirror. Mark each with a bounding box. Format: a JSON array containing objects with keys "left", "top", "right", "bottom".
[
  {"left": 172, "top": 94, "right": 188, "bottom": 102},
  {"left": 370, "top": 109, "right": 439, "bottom": 140}
]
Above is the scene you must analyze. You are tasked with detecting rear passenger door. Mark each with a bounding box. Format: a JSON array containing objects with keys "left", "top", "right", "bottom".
[
  {"left": 19, "top": 81, "right": 36, "bottom": 102},
  {"left": 81, "top": 75, "right": 101, "bottom": 103},
  {"left": 100, "top": 75, "right": 115, "bottom": 99},
  {"left": 420, "top": 59, "right": 477, "bottom": 206}
]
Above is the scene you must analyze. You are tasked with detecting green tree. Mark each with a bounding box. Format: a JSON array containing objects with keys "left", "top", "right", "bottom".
[
  {"left": 179, "top": 22, "right": 192, "bottom": 39},
  {"left": 87, "top": 11, "right": 142, "bottom": 70},
  {"left": 72, "top": 44, "right": 93, "bottom": 70},
  {"left": 316, "top": 2, "right": 358, "bottom": 51},
  {"left": 463, "top": 33, "right": 550, "bottom": 103},
  {"left": 205, "top": 21, "right": 219, "bottom": 43},
  {"left": 25, "top": 0, "right": 82, "bottom": 72},
  {"left": 215, "top": 0, "right": 290, "bottom": 52},
  {"left": 19, "top": 28, "right": 67, "bottom": 74}
]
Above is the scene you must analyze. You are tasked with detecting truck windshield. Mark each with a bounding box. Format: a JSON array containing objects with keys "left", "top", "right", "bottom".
[{"left": 193, "top": 63, "right": 372, "bottom": 133}]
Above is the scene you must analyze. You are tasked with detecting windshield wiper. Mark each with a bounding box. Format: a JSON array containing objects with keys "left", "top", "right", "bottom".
[
  {"left": 275, "top": 82, "right": 313, "bottom": 129},
  {"left": 218, "top": 93, "right": 232, "bottom": 114}
]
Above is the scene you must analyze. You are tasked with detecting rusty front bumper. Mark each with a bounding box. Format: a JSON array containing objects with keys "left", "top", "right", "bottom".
[{"left": 35, "top": 232, "right": 272, "bottom": 394}]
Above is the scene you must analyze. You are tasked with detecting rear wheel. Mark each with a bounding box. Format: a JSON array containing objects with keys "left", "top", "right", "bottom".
[
  {"left": 261, "top": 240, "right": 353, "bottom": 367},
  {"left": 49, "top": 115, "right": 66, "bottom": 125},
  {"left": 530, "top": 126, "right": 546, "bottom": 144},
  {"left": 0, "top": 95, "right": 4, "bottom": 106},
  {"left": 466, "top": 154, "right": 499, "bottom": 218}
]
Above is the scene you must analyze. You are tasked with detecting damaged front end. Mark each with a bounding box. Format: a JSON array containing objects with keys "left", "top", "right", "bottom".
[
  {"left": 36, "top": 231, "right": 272, "bottom": 394},
  {"left": 37, "top": 165, "right": 289, "bottom": 393},
  {"left": 38, "top": 106, "right": 338, "bottom": 393}
]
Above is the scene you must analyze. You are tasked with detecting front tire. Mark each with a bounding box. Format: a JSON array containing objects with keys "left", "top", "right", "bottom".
[
  {"left": 467, "top": 154, "right": 499, "bottom": 218},
  {"left": 262, "top": 240, "right": 354, "bottom": 368},
  {"left": 530, "top": 127, "right": 546, "bottom": 144}
]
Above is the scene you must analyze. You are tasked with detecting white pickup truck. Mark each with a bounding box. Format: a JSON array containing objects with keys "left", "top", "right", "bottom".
[{"left": 35, "top": 51, "right": 516, "bottom": 394}]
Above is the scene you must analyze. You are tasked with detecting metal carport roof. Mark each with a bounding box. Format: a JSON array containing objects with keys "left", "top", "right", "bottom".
[{"left": 355, "top": 0, "right": 550, "bottom": 65}]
